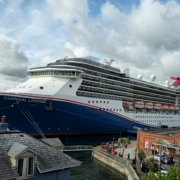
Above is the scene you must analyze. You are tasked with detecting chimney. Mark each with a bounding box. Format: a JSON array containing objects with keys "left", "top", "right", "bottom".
[
  {"left": 1, "top": 115, "right": 6, "bottom": 124},
  {"left": 0, "top": 115, "right": 8, "bottom": 131}
]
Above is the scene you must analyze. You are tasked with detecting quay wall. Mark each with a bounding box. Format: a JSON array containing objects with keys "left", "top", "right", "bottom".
[{"left": 92, "top": 146, "right": 140, "bottom": 180}]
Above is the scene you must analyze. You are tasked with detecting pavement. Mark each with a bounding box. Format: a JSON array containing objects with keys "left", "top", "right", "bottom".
[
  {"left": 113, "top": 140, "right": 148, "bottom": 179},
  {"left": 107, "top": 140, "right": 175, "bottom": 179}
]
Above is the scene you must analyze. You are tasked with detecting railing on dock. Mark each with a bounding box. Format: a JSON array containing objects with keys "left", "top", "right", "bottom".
[{"left": 63, "top": 145, "right": 93, "bottom": 151}]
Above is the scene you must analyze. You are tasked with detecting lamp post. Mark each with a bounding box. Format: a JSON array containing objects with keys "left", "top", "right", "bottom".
[
  {"left": 159, "top": 144, "right": 162, "bottom": 171},
  {"left": 156, "top": 137, "right": 162, "bottom": 171}
]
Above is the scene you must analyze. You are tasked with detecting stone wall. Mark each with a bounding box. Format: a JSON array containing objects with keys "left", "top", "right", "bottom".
[{"left": 92, "top": 147, "right": 139, "bottom": 180}]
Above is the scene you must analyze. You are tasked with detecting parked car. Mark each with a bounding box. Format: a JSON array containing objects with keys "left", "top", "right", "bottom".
[
  {"left": 161, "top": 156, "right": 171, "bottom": 164},
  {"left": 155, "top": 166, "right": 168, "bottom": 175},
  {"left": 154, "top": 154, "right": 166, "bottom": 161}
]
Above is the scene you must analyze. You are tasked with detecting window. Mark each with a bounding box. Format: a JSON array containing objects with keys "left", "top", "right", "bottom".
[
  {"left": 18, "top": 157, "right": 34, "bottom": 177},
  {"left": 40, "top": 86, "right": 44, "bottom": 89},
  {"left": 88, "top": 101, "right": 90, "bottom": 103},
  {"left": 69, "top": 85, "right": 72, "bottom": 88}
]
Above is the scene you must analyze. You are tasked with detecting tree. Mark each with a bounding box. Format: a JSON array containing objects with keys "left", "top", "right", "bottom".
[
  {"left": 146, "top": 157, "right": 159, "bottom": 172},
  {"left": 137, "top": 148, "right": 146, "bottom": 163},
  {"left": 118, "top": 138, "right": 130, "bottom": 157},
  {"left": 142, "top": 159, "right": 180, "bottom": 180}
]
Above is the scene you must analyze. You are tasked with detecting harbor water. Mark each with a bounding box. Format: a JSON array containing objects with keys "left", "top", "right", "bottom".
[{"left": 60, "top": 134, "right": 136, "bottom": 180}]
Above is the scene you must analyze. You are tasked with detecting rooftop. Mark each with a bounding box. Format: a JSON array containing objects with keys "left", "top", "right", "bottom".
[
  {"left": 140, "top": 127, "right": 180, "bottom": 135},
  {"left": 0, "top": 130, "right": 81, "bottom": 179}
]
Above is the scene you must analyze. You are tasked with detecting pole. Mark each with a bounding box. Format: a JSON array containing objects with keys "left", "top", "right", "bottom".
[{"left": 159, "top": 145, "right": 162, "bottom": 171}]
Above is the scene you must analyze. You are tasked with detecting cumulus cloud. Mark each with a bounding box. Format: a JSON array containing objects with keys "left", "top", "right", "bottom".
[
  {"left": 64, "top": 42, "right": 90, "bottom": 57},
  {"left": 47, "top": 0, "right": 180, "bottom": 83},
  {"left": 46, "top": 0, "right": 89, "bottom": 25},
  {"left": 0, "top": 34, "right": 28, "bottom": 80}
]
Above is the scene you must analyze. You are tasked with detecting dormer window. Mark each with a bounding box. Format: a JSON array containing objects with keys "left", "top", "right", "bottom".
[
  {"left": 18, "top": 157, "right": 34, "bottom": 177},
  {"left": 8, "top": 142, "right": 39, "bottom": 179}
]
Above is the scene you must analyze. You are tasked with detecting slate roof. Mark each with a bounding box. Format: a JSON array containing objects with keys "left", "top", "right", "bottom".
[{"left": 0, "top": 131, "right": 81, "bottom": 176}]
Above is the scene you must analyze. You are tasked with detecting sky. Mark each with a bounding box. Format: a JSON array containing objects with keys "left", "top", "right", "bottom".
[{"left": 1, "top": 0, "right": 180, "bottom": 90}]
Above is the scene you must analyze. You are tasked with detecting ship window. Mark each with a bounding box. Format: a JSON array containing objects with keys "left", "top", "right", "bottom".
[
  {"left": 104, "top": 101, "right": 105, "bottom": 103},
  {"left": 100, "top": 101, "right": 102, "bottom": 103},
  {"left": 113, "top": 109, "right": 115, "bottom": 111},
  {"left": 88, "top": 101, "right": 90, "bottom": 103},
  {"left": 40, "top": 86, "right": 44, "bottom": 90},
  {"left": 107, "top": 101, "right": 109, "bottom": 104},
  {"left": 92, "top": 101, "right": 94, "bottom": 103},
  {"left": 69, "top": 85, "right": 72, "bottom": 88},
  {"left": 96, "top": 101, "right": 98, "bottom": 103},
  {"left": 117, "top": 109, "right": 118, "bottom": 111}
]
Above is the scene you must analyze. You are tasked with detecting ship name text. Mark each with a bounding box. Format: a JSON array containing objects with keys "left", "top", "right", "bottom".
[{"left": 4, "top": 96, "right": 46, "bottom": 103}]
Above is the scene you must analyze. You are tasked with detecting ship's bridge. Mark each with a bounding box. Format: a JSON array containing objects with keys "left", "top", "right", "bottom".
[{"left": 27, "top": 67, "right": 83, "bottom": 79}]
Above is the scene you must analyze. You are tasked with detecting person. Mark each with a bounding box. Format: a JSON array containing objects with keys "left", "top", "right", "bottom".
[{"left": 128, "top": 153, "right": 130, "bottom": 160}]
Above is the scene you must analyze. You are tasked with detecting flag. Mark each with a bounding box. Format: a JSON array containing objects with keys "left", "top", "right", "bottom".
[{"left": 174, "top": 139, "right": 177, "bottom": 146}]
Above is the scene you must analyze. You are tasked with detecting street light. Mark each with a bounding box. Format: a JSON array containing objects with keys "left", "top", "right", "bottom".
[{"left": 156, "top": 137, "right": 162, "bottom": 171}]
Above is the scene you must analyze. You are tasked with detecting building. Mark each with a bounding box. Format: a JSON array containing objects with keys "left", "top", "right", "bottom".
[
  {"left": 137, "top": 127, "right": 180, "bottom": 157},
  {"left": 0, "top": 116, "right": 81, "bottom": 180}
]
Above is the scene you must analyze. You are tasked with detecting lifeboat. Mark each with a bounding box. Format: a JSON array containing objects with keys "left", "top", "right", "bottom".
[
  {"left": 123, "top": 102, "right": 134, "bottom": 110},
  {"left": 174, "top": 106, "right": 180, "bottom": 111},
  {"left": 134, "top": 102, "right": 144, "bottom": 108},
  {"left": 144, "top": 102, "right": 153, "bottom": 109},
  {"left": 123, "top": 102, "right": 129, "bottom": 109},
  {"left": 168, "top": 105, "right": 175, "bottom": 110},
  {"left": 161, "top": 104, "right": 169, "bottom": 109},
  {"left": 153, "top": 104, "right": 161, "bottom": 109}
]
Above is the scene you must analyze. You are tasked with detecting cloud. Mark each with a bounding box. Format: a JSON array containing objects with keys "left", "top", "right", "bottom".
[
  {"left": 64, "top": 42, "right": 90, "bottom": 57},
  {"left": 47, "top": 0, "right": 180, "bottom": 83},
  {"left": 46, "top": 0, "right": 89, "bottom": 25},
  {"left": 1, "top": 0, "right": 180, "bottom": 91},
  {"left": 0, "top": 34, "right": 28, "bottom": 80}
]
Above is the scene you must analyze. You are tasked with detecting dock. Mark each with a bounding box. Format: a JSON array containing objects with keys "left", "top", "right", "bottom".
[{"left": 63, "top": 145, "right": 94, "bottom": 151}]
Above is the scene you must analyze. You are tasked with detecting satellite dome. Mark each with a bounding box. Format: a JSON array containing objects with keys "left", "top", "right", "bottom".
[
  {"left": 137, "top": 74, "right": 143, "bottom": 80},
  {"left": 165, "top": 80, "right": 170, "bottom": 86},
  {"left": 150, "top": 74, "right": 156, "bottom": 82}
]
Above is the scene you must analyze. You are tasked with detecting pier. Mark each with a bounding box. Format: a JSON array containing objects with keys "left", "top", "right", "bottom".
[
  {"left": 63, "top": 145, "right": 94, "bottom": 151},
  {"left": 92, "top": 145, "right": 140, "bottom": 180}
]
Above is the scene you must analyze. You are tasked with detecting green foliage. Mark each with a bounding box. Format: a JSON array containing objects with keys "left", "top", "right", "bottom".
[
  {"left": 142, "top": 159, "right": 180, "bottom": 180},
  {"left": 146, "top": 157, "right": 159, "bottom": 172},
  {"left": 137, "top": 148, "right": 146, "bottom": 162},
  {"left": 119, "top": 138, "right": 130, "bottom": 146},
  {"left": 118, "top": 138, "right": 130, "bottom": 157}
]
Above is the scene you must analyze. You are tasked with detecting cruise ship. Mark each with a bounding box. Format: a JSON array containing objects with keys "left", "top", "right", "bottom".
[{"left": 0, "top": 56, "right": 180, "bottom": 137}]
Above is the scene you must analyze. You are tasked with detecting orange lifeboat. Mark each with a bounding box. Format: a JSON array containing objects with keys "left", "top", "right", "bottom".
[
  {"left": 123, "top": 102, "right": 129, "bottom": 109},
  {"left": 168, "top": 105, "right": 175, "bottom": 110},
  {"left": 153, "top": 104, "right": 161, "bottom": 109},
  {"left": 123, "top": 102, "right": 134, "bottom": 110},
  {"left": 144, "top": 103, "right": 153, "bottom": 109},
  {"left": 134, "top": 102, "right": 144, "bottom": 108},
  {"left": 161, "top": 104, "right": 169, "bottom": 109},
  {"left": 174, "top": 106, "right": 179, "bottom": 111}
]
